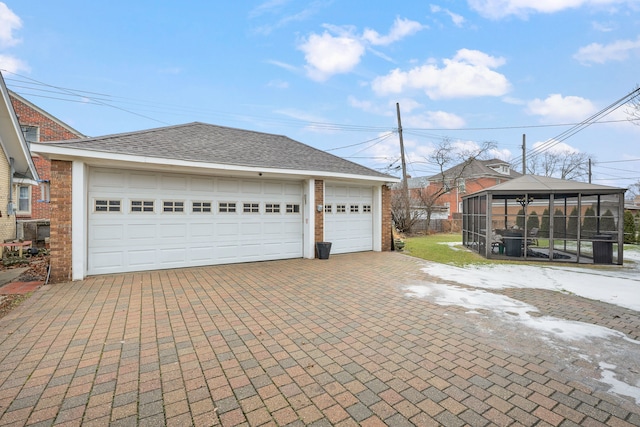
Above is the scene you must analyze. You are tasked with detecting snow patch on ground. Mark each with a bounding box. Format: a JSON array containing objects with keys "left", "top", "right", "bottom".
[{"left": 404, "top": 245, "right": 640, "bottom": 404}]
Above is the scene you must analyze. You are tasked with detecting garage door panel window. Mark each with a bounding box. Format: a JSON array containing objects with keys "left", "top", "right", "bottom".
[
  {"left": 131, "top": 200, "right": 154, "bottom": 213},
  {"left": 350, "top": 204, "right": 359, "bottom": 213},
  {"left": 219, "top": 202, "right": 237, "bottom": 213},
  {"left": 265, "top": 203, "right": 281, "bottom": 213},
  {"left": 243, "top": 203, "right": 260, "bottom": 213},
  {"left": 192, "top": 201, "right": 212, "bottom": 213},
  {"left": 324, "top": 204, "right": 332, "bottom": 214},
  {"left": 286, "top": 204, "right": 300, "bottom": 214},
  {"left": 163, "top": 201, "right": 185, "bottom": 213},
  {"left": 363, "top": 204, "right": 371, "bottom": 213},
  {"left": 336, "top": 204, "right": 346, "bottom": 213},
  {"left": 95, "top": 199, "right": 122, "bottom": 212}
]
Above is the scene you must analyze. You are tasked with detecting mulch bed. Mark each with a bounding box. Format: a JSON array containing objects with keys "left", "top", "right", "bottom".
[{"left": 0, "top": 255, "right": 49, "bottom": 320}]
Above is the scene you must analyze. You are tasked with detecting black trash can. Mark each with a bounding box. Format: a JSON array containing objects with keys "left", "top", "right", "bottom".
[
  {"left": 592, "top": 234, "right": 613, "bottom": 264},
  {"left": 503, "top": 231, "right": 523, "bottom": 257},
  {"left": 316, "top": 242, "right": 332, "bottom": 260}
]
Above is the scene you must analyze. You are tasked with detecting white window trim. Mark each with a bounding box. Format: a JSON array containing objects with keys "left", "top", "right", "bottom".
[
  {"left": 94, "top": 199, "right": 122, "bottom": 213},
  {"left": 17, "top": 185, "right": 31, "bottom": 215}
]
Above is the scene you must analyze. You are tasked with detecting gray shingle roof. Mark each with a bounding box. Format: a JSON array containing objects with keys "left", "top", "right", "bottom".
[
  {"left": 467, "top": 174, "right": 626, "bottom": 196},
  {"left": 44, "top": 122, "right": 393, "bottom": 179},
  {"left": 427, "top": 158, "right": 521, "bottom": 181}
]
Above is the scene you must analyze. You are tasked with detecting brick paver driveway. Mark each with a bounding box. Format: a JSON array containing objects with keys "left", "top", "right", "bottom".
[{"left": 0, "top": 252, "right": 638, "bottom": 426}]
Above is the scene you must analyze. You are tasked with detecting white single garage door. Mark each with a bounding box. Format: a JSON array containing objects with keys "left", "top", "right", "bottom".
[
  {"left": 88, "top": 168, "right": 303, "bottom": 275},
  {"left": 324, "top": 183, "right": 373, "bottom": 254}
]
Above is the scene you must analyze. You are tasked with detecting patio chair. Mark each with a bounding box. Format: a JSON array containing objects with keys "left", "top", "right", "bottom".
[
  {"left": 491, "top": 231, "right": 504, "bottom": 253},
  {"left": 527, "top": 227, "right": 539, "bottom": 246}
]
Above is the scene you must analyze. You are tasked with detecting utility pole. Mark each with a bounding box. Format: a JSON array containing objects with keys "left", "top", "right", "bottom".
[
  {"left": 396, "top": 102, "right": 411, "bottom": 232},
  {"left": 522, "top": 134, "right": 526, "bottom": 175},
  {"left": 588, "top": 158, "right": 592, "bottom": 183}
]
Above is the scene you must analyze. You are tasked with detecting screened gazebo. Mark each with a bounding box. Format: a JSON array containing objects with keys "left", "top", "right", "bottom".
[{"left": 462, "top": 175, "right": 626, "bottom": 264}]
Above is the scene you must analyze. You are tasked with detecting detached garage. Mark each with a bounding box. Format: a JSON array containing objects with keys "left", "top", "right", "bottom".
[{"left": 32, "top": 122, "right": 397, "bottom": 282}]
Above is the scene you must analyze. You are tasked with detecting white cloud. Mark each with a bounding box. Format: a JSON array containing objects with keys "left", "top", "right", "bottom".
[
  {"left": 392, "top": 98, "right": 423, "bottom": 113},
  {"left": 362, "top": 17, "right": 426, "bottom": 46},
  {"left": 591, "top": 21, "right": 616, "bottom": 32},
  {"left": 573, "top": 37, "right": 640, "bottom": 65},
  {"left": 532, "top": 139, "right": 580, "bottom": 155},
  {"left": 0, "top": 54, "right": 29, "bottom": 74},
  {"left": 298, "top": 17, "right": 425, "bottom": 81},
  {"left": 371, "top": 49, "right": 510, "bottom": 99},
  {"left": 298, "top": 30, "right": 365, "bottom": 81},
  {"left": 249, "top": 0, "right": 290, "bottom": 18},
  {"left": 468, "top": 0, "right": 635, "bottom": 19},
  {"left": 267, "top": 79, "right": 289, "bottom": 89},
  {"left": 0, "top": 2, "right": 21, "bottom": 48},
  {"left": 404, "top": 110, "right": 466, "bottom": 128},
  {"left": 526, "top": 93, "right": 597, "bottom": 122},
  {"left": 266, "top": 59, "right": 299, "bottom": 73},
  {"left": 430, "top": 4, "right": 466, "bottom": 27}
]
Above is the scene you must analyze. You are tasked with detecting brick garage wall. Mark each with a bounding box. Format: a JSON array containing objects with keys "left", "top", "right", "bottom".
[
  {"left": 49, "top": 160, "right": 73, "bottom": 283},
  {"left": 28, "top": 156, "right": 50, "bottom": 220},
  {"left": 382, "top": 184, "right": 392, "bottom": 251},
  {"left": 0, "top": 156, "right": 15, "bottom": 242}
]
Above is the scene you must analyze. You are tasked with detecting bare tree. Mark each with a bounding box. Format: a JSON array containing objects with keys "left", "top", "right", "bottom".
[
  {"left": 627, "top": 180, "right": 640, "bottom": 201},
  {"left": 390, "top": 188, "right": 421, "bottom": 234},
  {"left": 527, "top": 151, "right": 592, "bottom": 181},
  {"left": 625, "top": 84, "right": 640, "bottom": 125},
  {"left": 395, "top": 138, "right": 497, "bottom": 233}
]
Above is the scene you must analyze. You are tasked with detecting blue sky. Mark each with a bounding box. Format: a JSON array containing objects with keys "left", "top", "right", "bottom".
[{"left": 1, "top": 1, "right": 639, "bottom": 188}]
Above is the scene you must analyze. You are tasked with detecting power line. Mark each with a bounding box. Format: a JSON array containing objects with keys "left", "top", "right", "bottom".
[
  {"left": 513, "top": 87, "right": 640, "bottom": 164},
  {"left": 7, "top": 71, "right": 640, "bottom": 140},
  {"left": 596, "top": 158, "right": 640, "bottom": 164}
]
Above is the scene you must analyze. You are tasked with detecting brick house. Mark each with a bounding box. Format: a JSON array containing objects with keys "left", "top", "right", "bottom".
[
  {"left": 416, "top": 158, "right": 521, "bottom": 218},
  {"left": 32, "top": 122, "right": 398, "bottom": 282},
  {"left": 9, "top": 91, "right": 84, "bottom": 242},
  {"left": 0, "top": 73, "right": 39, "bottom": 243}
]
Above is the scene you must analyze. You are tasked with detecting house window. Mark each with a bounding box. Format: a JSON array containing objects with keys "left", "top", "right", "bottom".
[
  {"left": 362, "top": 205, "right": 371, "bottom": 213},
  {"left": 21, "top": 125, "right": 39, "bottom": 143},
  {"left": 243, "top": 203, "right": 260, "bottom": 213},
  {"left": 336, "top": 204, "right": 346, "bottom": 213},
  {"left": 324, "top": 204, "right": 332, "bottom": 214},
  {"left": 286, "top": 204, "right": 300, "bottom": 213},
  {"left": 457, "top": 179, "right": 466, "bottom": 193},
  {"left": 95, "top": 199, "right": 121, "bottom": 212},
  {"left": 265, "top": 203, "right": 280, "bottom": 213},
  {"left": 219, "top": 202, "right": 236, "bottom": 213},
  {"left": 38, "top": 180, "right": 50, "bottom": 203},
  {"left": 163, "top": 201, "right": 184, "bottom": 212},
  {"left": 131, "top": 200, "right": 154, "bottom": 212},
  {"left": 18, "top": 186, "right": 30, "bottom": 213},
  {"left": 192, "top": 201, "right": 212, "bottom": 213},
  {"left": 350, "top": 204, "right": 359, "bottom": 213}
]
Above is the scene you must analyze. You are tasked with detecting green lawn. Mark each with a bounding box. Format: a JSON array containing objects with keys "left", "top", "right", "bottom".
[
  {"left": 403, "top": 234, "right": 495, "bottom": 267},
  {"left": 402, "top": 233, "right": 639, "bottom": 269}
]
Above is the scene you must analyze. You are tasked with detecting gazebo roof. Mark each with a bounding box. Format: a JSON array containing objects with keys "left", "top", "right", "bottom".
[{"left": 465, "top": 174, "right": 626, "bottom": 197}]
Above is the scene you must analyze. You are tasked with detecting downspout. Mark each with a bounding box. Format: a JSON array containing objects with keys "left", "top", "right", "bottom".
[
  {"left": 8, "top": 157, "right": 17, "bottom": 240},
  {"left": 7, "top": 157, "right": 14, "bottom": 215}
]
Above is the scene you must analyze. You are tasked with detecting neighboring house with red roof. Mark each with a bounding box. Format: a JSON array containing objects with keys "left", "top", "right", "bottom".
[
  {"left": 8, "top": 90, "right": 84, "bottom": 242},
  {"left": 417, "top": 158, "right": 521, "bottom": 219},
  {"left": 400, "top": 158, "right": 521, "bottom": 232}
]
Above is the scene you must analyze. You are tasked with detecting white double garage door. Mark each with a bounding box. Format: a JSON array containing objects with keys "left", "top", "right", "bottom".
[{"left": 88, "top": 168, "right": 373, "bottom": 275}]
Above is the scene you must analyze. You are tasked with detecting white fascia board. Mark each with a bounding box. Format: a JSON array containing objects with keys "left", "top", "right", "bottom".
[
  {"left": 0, "top": 78, "right": 39, "bottom": 181},
  {"left": 32, "top": 143, "right": 400, "bottom": 184},
  {"left": 13, "top": 177, "right": 39, "bottom": 186}
]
